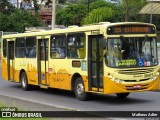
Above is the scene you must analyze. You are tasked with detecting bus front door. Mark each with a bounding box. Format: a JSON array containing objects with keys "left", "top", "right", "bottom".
[
  {"left": 7, "top": 41, "right": 15, "bottom": 81},
  {"left": 38, "top": 39, "right": 49, "bottom": 86},
  {"left": 88, "top": 35, "right": 104, "bottom": 91}
]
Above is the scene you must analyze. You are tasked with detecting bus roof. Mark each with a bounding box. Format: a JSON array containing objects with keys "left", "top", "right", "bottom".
[{"left": 2, "top": 22, "right": 155, "bottom": 39}]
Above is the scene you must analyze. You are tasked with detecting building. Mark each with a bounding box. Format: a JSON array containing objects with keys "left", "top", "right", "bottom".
[
  {"left": 9, "top": 0, "right": 52, "bottom": 26},
  {"left": 9, "top": 0, "right": 22, "bottom": 8}
]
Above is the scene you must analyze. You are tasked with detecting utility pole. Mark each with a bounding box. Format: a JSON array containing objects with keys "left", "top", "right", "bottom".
[
  {"left": 52, "top": 0, "right": 56, "bottom": 29},
  {"left": 150, "top": 0, "right": 153, "bottom": 24},
  {"left": 125, "top": 0, "right": 129, "bottom": 22},
  {"left": 88, "top": 0, "right": 90, "bottom": 14},
  {"left": 17, "top": 0, "right": 19, "bottom": 8}
]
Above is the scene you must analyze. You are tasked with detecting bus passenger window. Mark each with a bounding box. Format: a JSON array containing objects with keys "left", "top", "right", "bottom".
[
  {"left": 67, "top": 33, "right": 85, "bottom": 59},
  {"left": 68, "top": 47, "right": 78, "bottom": 58},
  {"left": 28, "top": 47, "right": 36, "bottom": 58},
  {"left": 15, "top": 37, "right": 25, "bottom": 58},
  {"left": 3, "top": 39, "right": 7, "bottom": 58},
  {"left": 16, "top": 49, "right": 25, "bottom": 58},
  {"left": 50, "top": 34, "right": 66, "bottom": 59},
  {"left": 26, "top": 37, "right": 36, "bottom": 58},
  {"left": 77, "top": 48, "right": 85, "bottom": 58}
]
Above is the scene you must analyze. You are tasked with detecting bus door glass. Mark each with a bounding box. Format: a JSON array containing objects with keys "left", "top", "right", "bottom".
[
  {"left": 7, "top": 41, "right": 15, "bottom": 80},
  {"left": 38, "top": 39, "right": 49, "bottom": 85},
  {"left": 88, "top": 35, "right": 104, "bottom": 91}
]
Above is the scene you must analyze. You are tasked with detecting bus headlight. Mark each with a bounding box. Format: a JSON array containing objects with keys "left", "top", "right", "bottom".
[
  {"left": 114, "top": 78, "right": 118, "bottom": 82},
  {"left": 156, "top": 72, "right": 159, "bottom": 76},
  {"left": 151, "top": 75, "right": 157, "bottom": 81},
  {"left": 112, "top": 77, "right": 123, "bottom": 84},
  {"left": 119, "top": 79, "right": 123, "bottom": 84},
  {"left": 109, "top": 75, "right": 113, "bottom": 79},
  {"left": 151, "top": 77, "right": 154, "bottom": 81}
]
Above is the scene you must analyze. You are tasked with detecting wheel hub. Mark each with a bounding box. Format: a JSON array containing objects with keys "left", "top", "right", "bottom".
[
  {"left": 77, "top": 83, "right": 84, "bottom": 95},
  {"left": 22, "top": 77, "right": 26, "bottom": 88}
]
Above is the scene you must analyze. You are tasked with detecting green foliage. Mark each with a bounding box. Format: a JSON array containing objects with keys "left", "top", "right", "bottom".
[
  {"left": 59, "top": 0, "right": 67, "bottom": 4},
  {"left": 0, "top": 0, "right": 15, "bottom": 14},
  {"left": 121, "top": 0, "right": 148, "bottom": 21},
  {"left": 89, "top": 0, "right": 111, "bottom": 11},
  {"left": 82, "top": 7, "right": 114, "bottom": 24},
  {"left": 82, "top": 0, "right": 125, "bottom": 25},
  {"left": 33, "top": 0, "right": 40, "bottom": 13},
  {"left": 0, "top": 9, "right": 44, "bottom": 33},
  {"left": 56, "top": 4, "right": 87, "bottom": 26},
  {"left": 69, "top": 0, "right": 98, "bottom": 5},
  {"left": 56, "top": 0, "right": 125, "bottom": 26}
]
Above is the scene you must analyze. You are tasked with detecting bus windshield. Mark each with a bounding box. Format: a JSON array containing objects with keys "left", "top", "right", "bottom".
[{"left": 105, "top": 37, "right": 158, "bottom": 68}]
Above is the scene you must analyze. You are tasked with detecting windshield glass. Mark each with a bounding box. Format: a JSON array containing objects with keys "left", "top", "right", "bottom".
[{"left": 105, "top": 37, "right": 158, "bottom": 68}]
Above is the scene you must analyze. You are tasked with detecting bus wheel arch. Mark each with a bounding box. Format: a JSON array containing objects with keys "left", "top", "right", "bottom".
[
  {"left": 19, "top": 70, "right": 31, "bottom": 91},
  {"left": 71, "top": 74, "right": 90, "bottom": 101},
  {"left": 71, "top": 73, "right": 81, "bottom": 91}
]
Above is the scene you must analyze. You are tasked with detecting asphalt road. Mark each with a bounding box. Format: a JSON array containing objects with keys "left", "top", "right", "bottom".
[{"left": 0, "top": 63, "right": 160, "bottom": 113}]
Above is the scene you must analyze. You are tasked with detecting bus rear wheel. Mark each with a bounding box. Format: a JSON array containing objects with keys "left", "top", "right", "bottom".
[
  {"left": 20, "top": 72, "right": 31, "bottom": 91},
  {"left": 74, "top": 77, "right": 90, "bottom": 101},
  {"left": 116, "top": 93, "right": 130, "bottom": 98}
]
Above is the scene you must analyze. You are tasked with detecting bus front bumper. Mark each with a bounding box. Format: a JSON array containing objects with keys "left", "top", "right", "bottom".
[{"left": 103, "top": 76, "right": 160, "bottom": 94}]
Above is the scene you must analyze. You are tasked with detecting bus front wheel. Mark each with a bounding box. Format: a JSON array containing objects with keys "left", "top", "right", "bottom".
[
  {"left": 20, "top": 72, "right": 31, "bottom": 91},
  {"left": 116, "top": 93, "right": 130, "bottom": 98},
  {"left": 74, "top": 77, "right": 90, "bottom": 101}
]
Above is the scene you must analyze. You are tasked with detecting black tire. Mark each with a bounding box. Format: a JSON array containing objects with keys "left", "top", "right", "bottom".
[
  {"left": 74, "top": 77, "right": 90, "bottom": 101},
  {"left": 20, "top": 72, "right": 31, "bottom": 91},
  {"left": 116, "top": 93, "right": 130, "bottom": 98}
]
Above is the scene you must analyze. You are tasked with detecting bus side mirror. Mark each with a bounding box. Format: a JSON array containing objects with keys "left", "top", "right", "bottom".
[{"left": 103, "top": 38, "right": 107, "bottom": 49}]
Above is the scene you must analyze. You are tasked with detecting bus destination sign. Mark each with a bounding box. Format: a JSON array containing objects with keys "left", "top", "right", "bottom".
[{"left": 107, "top": 25, "right": 155, "bottom": 34}]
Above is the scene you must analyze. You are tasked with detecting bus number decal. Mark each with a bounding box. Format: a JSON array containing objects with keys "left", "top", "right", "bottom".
[{"left": 72, "top": 61, "right": 81, "bottom": 68}]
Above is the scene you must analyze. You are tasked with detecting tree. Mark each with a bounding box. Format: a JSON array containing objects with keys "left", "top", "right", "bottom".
[
  {"left": 58, "top": 0, "right": 67, "bottom": 4},
  {"left": 33, "top": 0, "right": 40, "bottom": 13},
  {"left": 0, "top": 0, "right": 15, "bottom": 14},
  {"left": 82, "top": 7, "right": 114, "bottom": 24},
  {"left": 56, "top": 4, "right": 87, "bottom": 26},
  {"left": 89, "top": 0, "right": 110, "bottom": 11},
  {"left": 121, "top": 0, "right": 148, "bottom": 22},
  {"left": 82, "top": 0, "right": 125, "bottom": 24},
  {"left": 0, "top": 9, "right": 44, "bottom": 32}
]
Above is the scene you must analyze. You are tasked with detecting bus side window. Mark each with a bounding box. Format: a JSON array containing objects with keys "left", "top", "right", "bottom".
[
  {"left": 16, "top": 49, "right": 25, "bottom": 58},
  {"left": 3, "top": 39, "right": 7, "bottom": 58},
  {"left": 67, "top": 33, "right": 85, "bottom": 59},
  {"left": 68, "top": 47, "right": 78, "bottom": 58},
  {"left": 26, "top": 37, "right": 36, "bottom": 58},
  {"left": 15, "top": 37, "right": 25, "bottom": 58},
  {"left": 77, "top": 48, "right": 85, "bottom": 58},
  {"left": 50, "top": 34, "right": 66, "bottom": 59}
]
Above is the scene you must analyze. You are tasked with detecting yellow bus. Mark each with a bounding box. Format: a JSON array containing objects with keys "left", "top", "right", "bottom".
[{"left": 1, "top": 22, "right": 160, "bottom": 100}]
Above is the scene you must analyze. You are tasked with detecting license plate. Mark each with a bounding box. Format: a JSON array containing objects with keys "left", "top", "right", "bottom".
[{"left": 133, "top": 84, "right": 142, "bottom": 89}]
